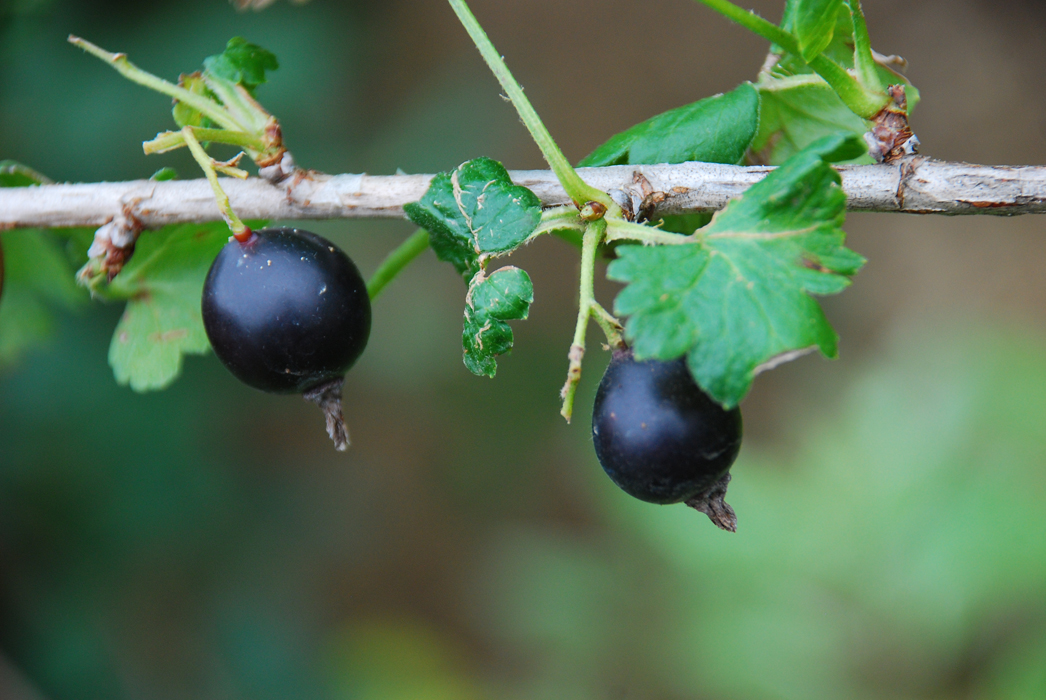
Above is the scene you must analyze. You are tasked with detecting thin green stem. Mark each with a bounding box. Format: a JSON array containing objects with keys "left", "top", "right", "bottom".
[
  {"left": 605, "top": 218, "right": 693, "bottom": 246},
  {"left": 691, "top": 0, "right": 798, "bottom": 53},
  {"left": 446, "top": 0, "right": 617, "bottom": 215},
  {"left": 847, "top": 0, "right": 885, "bottom": 94},
  {"left": 144, "top": 128, "right": 264, "bottom": 155},
  {"left": 69, "top": 36, "right": 240, "bottom": 132},
  {"left": 591, "top": 302, "right": 625, "bottom": 350},
  {"left": 181, "top": 127, "right": 247, "bottom": 237},
  {"left": 560, "top": 219, "right": 605, "bottom": 422},
  {"left": 366, "top": 228, "right": 430, "bottom": 300},
  {"left": 808, "top": 55, "right": 886, "bottom": 118}
]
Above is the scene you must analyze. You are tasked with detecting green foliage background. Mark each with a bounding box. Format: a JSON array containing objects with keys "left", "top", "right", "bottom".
[{"left": 1, "top": 1, "right": 1045, "bottom": 698}]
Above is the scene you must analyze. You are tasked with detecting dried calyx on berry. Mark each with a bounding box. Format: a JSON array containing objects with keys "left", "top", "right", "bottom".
[
  {"left": 202, "top": 227, "right": 371, "bottom": 450},
  {"left": 592, "top": 349, "right": 743, "bottom": 531}
]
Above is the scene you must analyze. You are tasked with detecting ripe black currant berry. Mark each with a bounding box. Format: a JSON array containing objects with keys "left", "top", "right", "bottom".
[
  {"left": 202, "top": 227, "right": 371, "bottom": 450},
  {"left": 592, "top": 349, "right": 743, "bottom": 531}
]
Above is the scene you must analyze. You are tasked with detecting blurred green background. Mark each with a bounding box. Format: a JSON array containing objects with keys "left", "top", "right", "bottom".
[{"left": 1, "top": 0, "right": 1045, "bottom": 698}]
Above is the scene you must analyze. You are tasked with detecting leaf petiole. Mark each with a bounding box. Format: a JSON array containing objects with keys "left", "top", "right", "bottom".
[
  {"left": 144, "top": 128, "right": 264, "bottom": 155},
  {"left": 605, "top": 218, "right": 693, "bottom": 246},
  {"left": 366, "top": 228, "right": 430, "bottom": 300}
]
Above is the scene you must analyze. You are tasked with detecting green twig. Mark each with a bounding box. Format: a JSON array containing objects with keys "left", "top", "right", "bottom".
[
  {"left": 605, "top": 218, "right": 693, "bottom": 246},
  {"left": 366, "top": 228, "right": 430, "bottom": 300},
  {"left": 560, "top": 219, "right": 606, "bottom": 422},
  {"left": 691, "top": 0, "right": 797, "bottom": 52},
  {"left": 69, "top": 35, "right": 239, "bottom": 132},
  {"left": 529, "top": 205, "right": 585, "bottom": 243},
  {"left": 446, "top": 0, "right": 617, "bottom": 215},
  {"left": 144, "top": 128, "right": 264, "bottom": 155},
  {"left": 181, "top": 126, "right": 248, "bottom": 237}
]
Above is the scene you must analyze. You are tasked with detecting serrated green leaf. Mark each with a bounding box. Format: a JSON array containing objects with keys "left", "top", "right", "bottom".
[
  {"left": 202, "top": 37, "right": 278, "bottom": 93},
  {"left": 608, "top": 134, "right": 866, "bottom": 407},
  {"left": 579, "top": 83, "right": 760, "bottom": 167},
  {"left": 0, "top": 160, "right": 52, "bottom": 187},
  {"left": 790, "top": 0, "right": 844, "bottom": 62},
  {"left": 101, "top": 222, "right": 231, "bottom": 392},
  {"left": 462, "top": 267, "right": 533, "bottom": 377},
  {"left": 404, "top": 157, "right": 542, "bottom": 281},
  {"left": 0, "top": 229, "right": 88, "bottom": 367}
]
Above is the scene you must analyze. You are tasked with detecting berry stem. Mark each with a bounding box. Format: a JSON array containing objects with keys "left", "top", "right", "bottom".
[
  {"left": 68, "top": 35, "right": 239, "bottom": 132},
  {"left": 446, "top": 0, "right": 619, "bottom": 215},
  {"left": 560, "top": 218, "right": 605, "bottom": 422},
  {"left": 366, "top": 228, "right": 430, "bottom": 300},
  {"left": 181, "top": 126, "right": 249, "bottom": 239}
]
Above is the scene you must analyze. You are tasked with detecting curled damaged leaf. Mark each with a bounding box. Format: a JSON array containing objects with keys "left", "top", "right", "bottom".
[
  {"left": 609, "top": 134, "right": 867, "bottom": 408},
  {"left": 404, "top": 157, "right": 542, "bottom": 281},
  {"left": 462, "top": 267, "right": 533, "bottom": 377}
]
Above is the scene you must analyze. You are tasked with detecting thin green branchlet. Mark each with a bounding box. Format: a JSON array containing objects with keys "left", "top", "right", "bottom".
[
  {"left": 69, "top": 36, "right": 240, "bottom": 132},
  {"left": 445, "top": 0, "right": 620, "bottom": 217},
  {"left": 366, "top": 229, "right": 430, "bottom": 300},
  {"left": 144, "top": 127, "right": 264, "bottom": 155},
  {"left": 560, "top": 218, "right": 625, "bottom": 422},
  {"left": 605, "top": 218, "right": 694, "bottom": 246}
]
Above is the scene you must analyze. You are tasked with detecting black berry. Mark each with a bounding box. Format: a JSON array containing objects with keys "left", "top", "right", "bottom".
[
  {"left": 202, "top": 227, "right": 371, "bottom": 450},
  {"left": 592, "top": 349, "right": 743, "bottom": 531}
]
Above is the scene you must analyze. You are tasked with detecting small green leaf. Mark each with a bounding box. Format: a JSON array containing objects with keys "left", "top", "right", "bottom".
[
  {"left": 790, "top": 0, "right": 844, "bottom": 62},
  {"left": 0, "top": 160, "right": 53, "bottom": 187},
  {"left": 404, "top": 157, "right": 542, "bottom": 281},
  {"left": 150, "top": 167, "right": 178, "bottom": 181},
  {"left": 462, "top": 267, "right": 533, "bottom": 377},
  {"left": 608, "top": 134, "right": 866, "bottom": 407},
  {"left": 579, "top": 83, "right": 761, "bottom": 167},
  {"left": 203, "top": 37, "right": 279, "bottom": 93},
  {"left": 101, "top": 222, "right": 231, "bottom": 392}
]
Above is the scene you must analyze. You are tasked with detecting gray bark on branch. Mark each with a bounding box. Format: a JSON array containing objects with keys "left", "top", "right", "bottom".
[{"left": 2, "top": 157, "right": 1046, "bottom": 230}]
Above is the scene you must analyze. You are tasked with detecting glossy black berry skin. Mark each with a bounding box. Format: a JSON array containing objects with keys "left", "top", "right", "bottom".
[
  {"left": 202, "top": 227, "right": 371, "bottom": 394},
  {"left": 592, "top": 350, "right": 742, "bottom": 504}
]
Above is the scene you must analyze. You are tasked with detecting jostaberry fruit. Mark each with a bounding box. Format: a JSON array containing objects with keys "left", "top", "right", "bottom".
[
  {"left": 592, "top": 349, "right": 743, "bottom": 531},
  {"left": 202, "top": 227, "right": 371, "bottom": 450}
]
